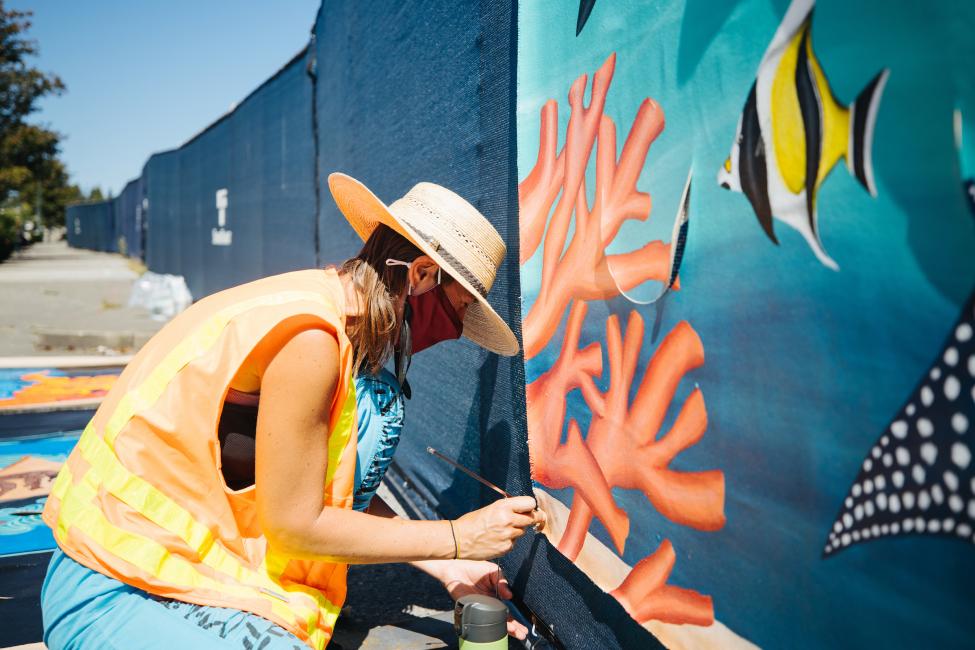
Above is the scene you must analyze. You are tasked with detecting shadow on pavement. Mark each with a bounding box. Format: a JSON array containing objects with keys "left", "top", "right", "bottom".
[{"left": 329, "top": 562, "right": 457, "bottom": 649}]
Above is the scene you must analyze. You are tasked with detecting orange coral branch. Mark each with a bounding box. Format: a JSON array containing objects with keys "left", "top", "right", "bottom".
[
  {"left": 526, "top": 301, "right": 629, "bottom": 552},
  {"left": 607, "top": 244, "right": 680, "bottom": 294},
  {"left": 521, "top": 59, "right": 675, "bottom": 359},
  {"left": 558, "top": 314, "right": 725, "bottom": 560},
  {"left": 519, "top": 100, "right": 564, "bottom": 264},
  {"left": 595, "top": 99, "right": 661, "bottom": 243},
  {"left": 611, "top": 540, "right": 715, "bottom": 626}
]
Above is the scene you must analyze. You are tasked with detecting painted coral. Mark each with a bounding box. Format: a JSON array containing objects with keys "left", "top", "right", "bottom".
[
  {"left": 521, "top": 53, "right": 725, "bottom": 627},
  {"left": 526, "top": 301, "right": 629, "bottom": 552},
  {"left": 519, "top": 53, "right": 676, "bottom": 360},
  {"left": 611, "top": 540, "right": 714, "bottom": 627},
  {"left": 557, "top": 313, "right": 725, "bottom": 561}
]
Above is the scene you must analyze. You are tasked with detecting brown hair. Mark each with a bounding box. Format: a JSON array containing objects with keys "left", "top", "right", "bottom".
[{"left": 339, "top": 224, "right": 423, "bottom": 376}]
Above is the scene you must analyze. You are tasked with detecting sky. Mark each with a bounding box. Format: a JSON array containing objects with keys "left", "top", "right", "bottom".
[{"left": 10, "top": 1, "right": 321, "bottom": 196}]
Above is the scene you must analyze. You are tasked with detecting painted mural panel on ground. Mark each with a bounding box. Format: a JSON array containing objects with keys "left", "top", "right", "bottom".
[
  {"left": 0, "top": 368, "right": 118, "bottom": 409},
  {"left": 0, "top": 432, "right": 79, "bottom": 555},
  {"left": 519, "top": 1, "right": 975, "bottom": 648}
]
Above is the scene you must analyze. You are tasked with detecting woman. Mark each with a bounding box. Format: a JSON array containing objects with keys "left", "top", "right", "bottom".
[{"left": 40, "top": 174, "right": 544, "bottom": 649}]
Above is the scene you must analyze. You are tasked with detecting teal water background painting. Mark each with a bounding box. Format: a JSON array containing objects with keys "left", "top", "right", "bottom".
[{"left": 519, "top": 1, "right": 975, "bottom": 646}]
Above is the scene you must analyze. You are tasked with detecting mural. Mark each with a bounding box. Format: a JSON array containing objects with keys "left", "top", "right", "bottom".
[
  {"left": 576, "top": 1, "right": 597, "bottom": 36},
  {"left": 0, "top": 368, "right": 118, "bottom": 409},
  {"left": 519, "top": 0, "right": 975, "bottom": 647},
  {"left": 0, "top": 457, "right": 61, "bottom": 503},
  {"left": 0, "top": 432, "right": 77, "bottom": 556}
]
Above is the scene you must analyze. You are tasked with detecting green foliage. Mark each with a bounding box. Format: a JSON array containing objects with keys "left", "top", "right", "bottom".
[
  {"left": 0, "top": 204, "right": 19, "bottom": 260},
  {"left": 0, "top": 4, "right": 64, "bottom": 134},
  {"left": 88, "top": 186, "right": 104, "bottom": 202},
  {"left": 0, "top": 1, "right": 76, "bottom": 244}
]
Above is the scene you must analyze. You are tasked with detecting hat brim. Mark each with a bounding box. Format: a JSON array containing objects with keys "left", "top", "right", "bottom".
[{"left": 328, "top": 172, "right": 520, "bottom": 357}]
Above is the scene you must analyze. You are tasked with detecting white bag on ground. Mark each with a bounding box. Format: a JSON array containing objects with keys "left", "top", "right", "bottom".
[{"left": 128, "top": 272, "right": 193, "bottom": 321}]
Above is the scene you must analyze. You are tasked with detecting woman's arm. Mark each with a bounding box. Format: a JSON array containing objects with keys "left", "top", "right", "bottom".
[
  {"left": 366, "top": 495, "right": 452, "bottom": 574},
  {"left": 255, "top": 329, "right": 540, "bottom": 564}
]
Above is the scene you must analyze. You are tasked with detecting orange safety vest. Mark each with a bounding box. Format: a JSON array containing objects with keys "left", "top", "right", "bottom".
[{"left": 42, "top": 269, "right": 358, "bottom": 649}]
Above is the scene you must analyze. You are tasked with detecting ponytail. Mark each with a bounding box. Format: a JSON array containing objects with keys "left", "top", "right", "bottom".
[{"left": 338, "top": 224, "right": 423, "bottom": 376}]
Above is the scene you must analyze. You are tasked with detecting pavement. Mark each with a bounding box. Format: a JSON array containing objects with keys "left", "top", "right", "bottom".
[
  {"left": 0, "top": 241, "right": 162, "bottom": 356},
  {"left": 0, "top": 240, "right": 463, "bottom": 649},
  {"left": 334, "top": 559, "right": 458, "bottom": 649}
]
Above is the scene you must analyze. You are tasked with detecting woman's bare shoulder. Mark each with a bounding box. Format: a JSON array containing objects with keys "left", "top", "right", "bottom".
[
  {"left": 231, "top": 325, "right": 339, "bottom": 393},
  {"left": 260, "top": 329, "right": 341, "bottom": 411}
]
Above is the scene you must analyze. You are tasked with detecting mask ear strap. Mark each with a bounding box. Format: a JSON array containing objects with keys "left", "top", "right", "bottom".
[
  {"left": 386, "top": 258, "right": 414, "bottom": 296},
  {"left": 386, "top": 258, "right": 441, "bottom": 296}
]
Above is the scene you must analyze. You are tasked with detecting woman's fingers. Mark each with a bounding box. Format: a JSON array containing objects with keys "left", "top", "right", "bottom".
[
  {"left": 508, "top": 512, "right": 535, "bottom": 529},
  {"left": 455, "top": 495, "right": 548, "bottom": 560},
  {"left": 496, "top": 576, "right": 513, "bottom": 600},
  {"left": 503, "top": 498, "right": 546, "bottom": 535},
  {"left": 487, "top": 568, "right": 526, "bottom": 639},
  {"left": 507, "top": 617, "right": 529, "bottom": 640},
  {"left": 504, "top": 496, "right": 538, "bottom": 513},
  {"left": 532, "top": 507, "right": 547, "bottom": 526}
]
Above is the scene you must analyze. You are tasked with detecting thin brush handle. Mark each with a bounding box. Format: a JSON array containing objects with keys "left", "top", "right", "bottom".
[{"left": 426, "top": 446, "right": 514, "bottom": 500}]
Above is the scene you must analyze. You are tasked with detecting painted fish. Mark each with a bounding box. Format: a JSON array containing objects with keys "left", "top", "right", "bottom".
[
  {"left": 577, "top": 0, "right": 596, "bottom": 36},
  {"left": 823, "top": 288, "right": 975, "bottom": 557},
  {"left": 718, "top": 0, "right": 889, "bottom": 270}
]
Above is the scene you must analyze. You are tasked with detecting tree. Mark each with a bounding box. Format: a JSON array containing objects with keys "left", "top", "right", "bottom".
[
  {"left": 0, "top": 1, "right": 76, "bottom": 258},
  {"left": 88, "top": 186, "right": 104, "bottom": 202}
]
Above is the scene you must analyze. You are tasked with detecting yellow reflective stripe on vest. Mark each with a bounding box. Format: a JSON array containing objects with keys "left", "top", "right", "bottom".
[
  {"left": 51, "top": 463, "right": 298, "bottom": 624},
  {"left": 57, "top": 433, "right": 340, "bottom": 649},
  {"left": 323, "top": 380, "right": 356, "bottom": 499},
  {"left": 49, "top": 463, "right": 75, "bottom": 541},
  {"left": 73, "top": 422, "right": 344, "bottom": 626},
  {"left": 69, "top": 425, "right": 340, "bottom": 632},
  {"left": 77, "top": 424, "right": 211, "bottom": 550},
  {"left": 104, "top": 290, "right": 340, "bottom": 448},
  {"left": 259, "top": 549, "right": 340, "bottom": 647}
]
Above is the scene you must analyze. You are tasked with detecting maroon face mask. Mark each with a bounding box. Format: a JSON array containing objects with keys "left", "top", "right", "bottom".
[{"left": 407, "top": 283, "right": 464, "bottom": 353}]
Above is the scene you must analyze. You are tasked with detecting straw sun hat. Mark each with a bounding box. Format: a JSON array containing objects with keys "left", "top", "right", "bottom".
[{"left": 327, "top": 172, "right": 519, "bottom": 357}]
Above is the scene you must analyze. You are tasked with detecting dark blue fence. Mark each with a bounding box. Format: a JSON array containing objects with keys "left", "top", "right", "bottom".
[
  {"left": 65, "top": 200, "right": 115, "bottom": 253},
  {"left": 69, "top": 47, "right": 316, "bottom": 293},
  {"left": 62, "top": 39, "right": 317, "bottom": 295},
  {"left": 143, "top": 150, "right": 180, "bottom": 275},
  {"left": 113, "top": 177, "right": 145, "bottom": 260}
]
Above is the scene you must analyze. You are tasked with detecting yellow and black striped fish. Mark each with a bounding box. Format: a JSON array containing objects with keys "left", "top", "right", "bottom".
[{"left": 718, "top": 0, "right": 889, "bottom": 270}]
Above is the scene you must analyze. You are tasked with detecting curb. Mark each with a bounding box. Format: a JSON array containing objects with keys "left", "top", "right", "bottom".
[{"left": 31, "top": 329, "right": 153, "bottom": 354}]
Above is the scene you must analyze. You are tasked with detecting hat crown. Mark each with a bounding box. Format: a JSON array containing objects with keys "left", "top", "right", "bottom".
[{"left": 389, "top": 183, "right": 505, "bottom": 296}]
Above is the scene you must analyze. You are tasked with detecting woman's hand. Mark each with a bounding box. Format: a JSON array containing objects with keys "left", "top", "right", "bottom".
[
  {"left": 453, "top": 497, "right": 545, "bottom": 560},
  {"left": 437, "top": 560, "right": 529, "bottom": 640}
]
